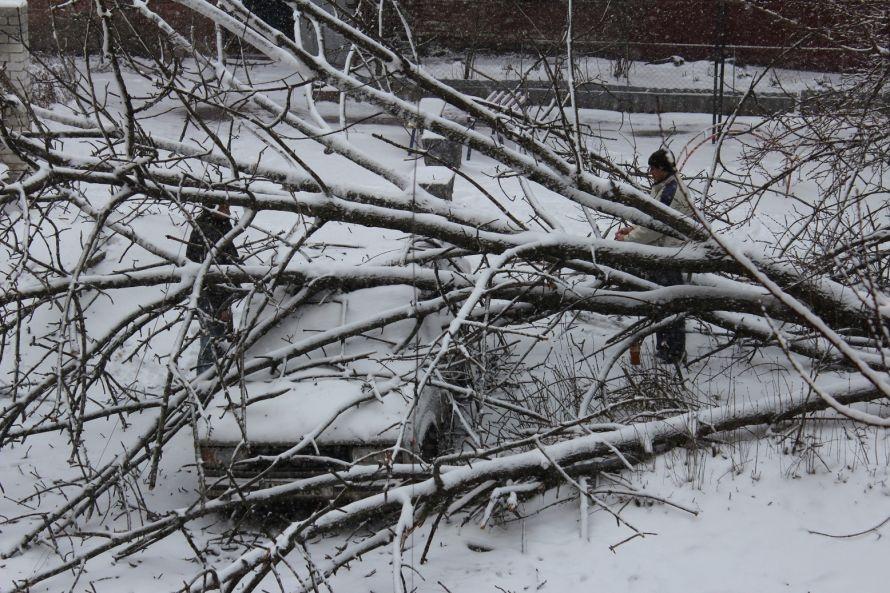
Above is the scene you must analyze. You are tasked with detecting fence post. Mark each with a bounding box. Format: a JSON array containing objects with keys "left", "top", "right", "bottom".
[
  {"left": 711, "top": 0, "right": 727, "bottom": 144},
  {"left": 0, "top": 0, "right": 30, "bottom": 180}
]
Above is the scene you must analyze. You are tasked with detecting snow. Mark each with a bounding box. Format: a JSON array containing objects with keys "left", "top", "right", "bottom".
[
  {"left": 4, "top": 406, "right": 887, "bottom": 592},
  {"left": 396, "top": 454, "right": 889, "bottom": 593},
  {"left": 0, "top": 0, "right": 26, "bottom": 8},
  {"left": 1, "top": 54, "right": 887, "bottom": 593},
  {"left": 201, "top": 377, "right": 416, "bottom": 444},
  {"left": 420, "top": 53, "right": 842, "bottom": 93},
  {"left": 198, "top": 282, "right": 449, "bottom": 444}
]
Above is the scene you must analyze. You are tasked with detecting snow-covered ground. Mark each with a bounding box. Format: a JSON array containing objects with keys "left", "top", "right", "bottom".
[
  {"left": 3, "top": 385, "right": 888, "bottom": 592},
  {"left": 335, "top": 439, "right": 890, "bottom": 593},
  {"left": 420, "top": 53, "right": 842, "bottom": 93},
  {"left": 1, "top": 57, "right": 887, "bottom": 593}
]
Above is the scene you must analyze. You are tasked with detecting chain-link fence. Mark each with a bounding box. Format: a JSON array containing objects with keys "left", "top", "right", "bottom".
[
  {"left": 416, "top": 49, "right": 825, "bottom": 116},
  {"left": 400, "top": 0, "right": 865, "bottom": 115}
]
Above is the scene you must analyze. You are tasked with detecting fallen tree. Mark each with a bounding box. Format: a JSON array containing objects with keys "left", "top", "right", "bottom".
[{"left": 0, "top": 0, "right": 887, "bottom": 592}]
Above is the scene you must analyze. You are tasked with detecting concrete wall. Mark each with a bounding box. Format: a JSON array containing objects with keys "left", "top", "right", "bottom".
[
  {"left": 0, "top": 0, "right": 30, "bottom": 179},
  {"left": 441, "top": 80, "right": 796, "bottom": 116}
]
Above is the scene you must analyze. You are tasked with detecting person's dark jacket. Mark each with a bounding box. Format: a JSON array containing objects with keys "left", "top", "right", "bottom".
[{"left": 186, "top": 210, "right": 241, "bottom": 318}]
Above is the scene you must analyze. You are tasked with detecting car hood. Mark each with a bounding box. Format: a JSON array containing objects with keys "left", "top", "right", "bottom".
[{"left": 198, "top": 376, "right": 420, "bottom": 445}]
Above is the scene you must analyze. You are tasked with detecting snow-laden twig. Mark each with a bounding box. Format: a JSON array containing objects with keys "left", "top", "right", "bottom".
[
  {"left": 392, "top": 493, "right": 414, "bottom": 593},
  {"left": 579, "top": 476, "right": 589, "bottom": 541},
  {"left": 479, "top": 481, "right": 541, "bottom": 528}
]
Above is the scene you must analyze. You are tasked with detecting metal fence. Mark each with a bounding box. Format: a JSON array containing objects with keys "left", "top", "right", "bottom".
[
  {"left": 418, "top": 46, "right": 815, "bottom": 116},
  {"left": 401, "top": 0, "right": 862, "bottom": 117}
]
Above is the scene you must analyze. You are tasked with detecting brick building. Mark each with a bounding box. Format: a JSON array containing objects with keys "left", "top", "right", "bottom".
[
  {"left": 0, "top": 0, "right": 30, "bottom": 178},
  {"left": 26, "top": 0, "right": 214, "bottom": 53},
  {"left": 399, "top": 0, "right": 878, "bottom": 70},
  {"left": 19, "top": 1, "right": 881, "bottom": 70}
]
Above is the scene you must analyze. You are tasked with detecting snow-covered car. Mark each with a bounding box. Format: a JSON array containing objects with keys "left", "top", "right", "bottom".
[{"left": 196, "top": 263, "right": 457, "bottom": 500}]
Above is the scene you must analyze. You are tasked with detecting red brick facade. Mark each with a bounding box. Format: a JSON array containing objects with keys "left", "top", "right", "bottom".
[
  {"left": 27, "top": 0, "right": 214, "bottom": 54},
  {"left": 24, "top": 0, "right": 878, "bottom": 70},
  {"left": 400, "top": 0, "right": 877, "bottom": 70}
]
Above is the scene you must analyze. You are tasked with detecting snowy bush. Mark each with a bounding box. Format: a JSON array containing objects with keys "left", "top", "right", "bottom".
[{"left": 26, "top": 59, "right": 75, "bottom": 107}]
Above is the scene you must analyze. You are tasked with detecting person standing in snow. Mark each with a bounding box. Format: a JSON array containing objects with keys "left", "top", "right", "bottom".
[
  {"left": 615, "top": 149, "right": 693, "bottom": 364},
  {"left": 186, "top": 203, "right": 241, "bottom": 375}
]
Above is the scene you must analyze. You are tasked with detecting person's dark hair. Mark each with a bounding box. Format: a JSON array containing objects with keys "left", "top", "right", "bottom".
[{"left": 648, "top": 149, "right": 676, "bottom": 174}]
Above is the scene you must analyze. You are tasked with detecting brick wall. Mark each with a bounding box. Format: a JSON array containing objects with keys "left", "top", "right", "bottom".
[
  {"left": 401, "top": 0, "right": 872, "bottom": 71},
  {"left": 19, "top": 1, "right": 873, "bottom": 70},
  {"left": 0, "top": 0, "right": 30, "bottom": 179},
  {"left": 26, "top": 0, "right": 214, "bottom": 55}
]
